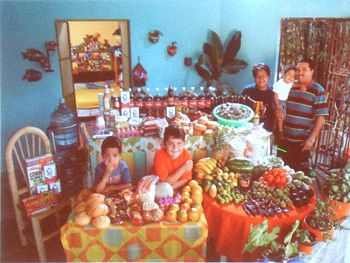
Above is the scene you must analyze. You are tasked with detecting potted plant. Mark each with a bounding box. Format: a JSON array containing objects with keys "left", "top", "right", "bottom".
[
  {"left": 302, "top": 199, "right": 349, "bottom": 242},
  {"left": 295, "top": 228, "right": 317, "bottom": 255},
  {"left": 322, "top": 160, "right": 350, "bottom": 221},
  {"left": 243, "top": 219, "right": 300, "bottom": 262},
  {"left": 194, "top": 30, "right": 248, "bottom": 93}
]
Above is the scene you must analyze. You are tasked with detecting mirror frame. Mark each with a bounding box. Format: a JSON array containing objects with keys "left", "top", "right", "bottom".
[{"left": 55, "top": 19, "right": 132, "bottom": 115}]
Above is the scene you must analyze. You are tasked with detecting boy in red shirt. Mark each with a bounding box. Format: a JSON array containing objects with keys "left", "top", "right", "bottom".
[{"left": 152, "top": 125, "right": 193, "bottom": 191}]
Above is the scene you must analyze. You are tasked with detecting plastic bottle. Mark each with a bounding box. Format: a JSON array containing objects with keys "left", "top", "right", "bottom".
[
  {"left": 161, "top": 87, "right": 168, "bottom": 118},
  {"left": 103, "top": 85, "right": 111, "bottom": 112},
  {"left": 205, "top": 86, "right": 217, "bottom": 113},
  {"left": 134, "top": 88, "right": 144, "bottom": 117},
  {"left": 197, "top": 86, "right": 206, "bottom": 112},
  {"left": 188, "top": 87, "right": 198, "bottom": 118},
  {"left": 167, "top": 85, "right": 175, "bottom": 107},
  {"left": 153, "top": 87, "right": 162, "bottom": 117},
  {"left": 144, "top": 88, "right": 153, "bottom": 116},
  {"left": 50, "top": 98, "right": 78, "bottom": 151},
  {"left": 174, "top": 87, "right": 182, "bottom": 115},
  {"left": 180, "top": 87, "right": 189, "bottom": 115}
]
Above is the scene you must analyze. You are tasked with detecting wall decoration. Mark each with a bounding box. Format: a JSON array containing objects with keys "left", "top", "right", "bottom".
[
  {"left": 167, "top": 42, "right": 177, "bottom": 56},
  {"left": 148, "top": 30, "right": 163, "bottom": 44},
  {"left": 184, "top": 56, "right": 192, "bottom": 66},
  {"left": 22, "top": 41, "right": 57, "bottom": 73},
  {"left": 22, "top": 69, "right": 42, "bottom": 82},
  {"left": 133, "top": 57, "right": 148, "bottom": 87}
]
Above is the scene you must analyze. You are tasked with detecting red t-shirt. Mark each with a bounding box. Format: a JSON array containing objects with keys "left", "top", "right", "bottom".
[{"left": 152, "top": 147, "right": 192, "bottom": 181}]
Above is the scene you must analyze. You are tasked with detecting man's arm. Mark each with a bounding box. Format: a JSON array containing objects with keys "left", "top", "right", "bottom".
[{"left": 302, "top": 115, "right": 325, "bottom": 151}]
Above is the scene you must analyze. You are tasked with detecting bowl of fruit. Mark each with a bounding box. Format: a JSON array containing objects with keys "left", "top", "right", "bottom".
[{"left": 213, "top": 103, "right": 254, "bottom": 127}]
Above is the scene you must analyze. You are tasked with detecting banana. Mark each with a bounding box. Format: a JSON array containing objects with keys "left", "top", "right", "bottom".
[
  {"left": 203, "top": 174, "right": 214, "bottom": 180},
  {"left": 195, "top": 172, "right": 206, "bottom": 180},
  {"left": 194, "top": 166, "right": 209, "bottom": 175},
  {"left": 206, "top": 159, "right": 217, "bottom": 169},
  {"left": 198, "top": 157, "right": 211, "bottom": 163},
  {"left": 203, "top": 160, "right": 215, "bottom": 170},
  {"left": 209, "top": 158, "right": 217, "bottom": 165},
  {"left": 196, "top": 162, "right": 212, "bottom": 174}
]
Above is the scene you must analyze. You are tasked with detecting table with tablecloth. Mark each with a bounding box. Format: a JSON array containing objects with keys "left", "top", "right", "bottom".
[
  {"left": 202, "top": 192, "right": 316, "bottom": 262},
  {"left": 61, "top": 213, "right": 208, "bottom": 262}
]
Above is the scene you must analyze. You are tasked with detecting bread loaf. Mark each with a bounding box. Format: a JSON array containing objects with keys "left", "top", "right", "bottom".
[
  {"left": 73, "top": 201, "right": 87, "bottom": 213},
  {"left": 91, "top": 215, "right": 111, "bottom": 229},
  {"left": 86, "top": 193, "right": 106, "bottom": 206},
  {"left": 74, "top": 211, "right": 92, "bottom": 226},
  {"left": 87, "top": 203, "right": 109, "bottom": 217}
]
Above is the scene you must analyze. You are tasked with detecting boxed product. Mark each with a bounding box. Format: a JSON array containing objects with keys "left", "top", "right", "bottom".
[
  {"left": 25, "top": 154, "right": 60, "bottom": 196},
  {"left": 22, "top": 191, "right": 61, "bottom": 217}
]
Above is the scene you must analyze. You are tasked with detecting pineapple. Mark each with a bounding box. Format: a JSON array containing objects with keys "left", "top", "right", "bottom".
[{"left": 211, "top": 125, "right": 233, "bottom": 168}]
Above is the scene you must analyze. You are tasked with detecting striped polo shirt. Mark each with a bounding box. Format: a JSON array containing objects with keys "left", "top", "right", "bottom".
[{"left": 284, "top": 81, "right": 328, "bottom": 142}]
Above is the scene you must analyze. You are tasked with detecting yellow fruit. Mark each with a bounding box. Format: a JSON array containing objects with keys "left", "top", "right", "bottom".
[
  {"left": 191, "top": 190, "right": 203, "bottom": 203},
  {"left": 194, "top": 167, "right": 208, "bottom": 175},
  {"left": 191, "top": 201, "right": 203, "bottom": 213},
  {"left": 183, "top": 197, "right": 193, "bottom": 206},
  {"left": 196, "top": 163, "right": 211, "bottom": 174},
  {"left": 198, "top": 157, "right": 210, "bottom": 163},
  {"left": 180, "top": 202, "right": 190, "bottom": 211},
  {"left": 168, "top": 203, "right": 180, "bottom": 212},
  {"left": 195, "top": 172, "right": 205, "bottom": 180},
  {"left": 188, "top": 207, "right": 200, "bottom": 222},
  {"left": 181, "top": 185, "right": 191, "bottom": 193},
  {"left": 177, "top": 209, "right": 188, "bottom": 223},
  {"left": 165, "top": 210, "right": 177, "bottom": 223},
  {"left": 191, "top": 185, "right": 203, "bottom": 193},
  {"left": 209, "top": 184, "right": 217, "bottom": 198},
  {"left": 188, "top": 179, "right": 199, "bottom": 188},
  {"left": 181, "top": 191, "right": 191, "bottom": 201}
]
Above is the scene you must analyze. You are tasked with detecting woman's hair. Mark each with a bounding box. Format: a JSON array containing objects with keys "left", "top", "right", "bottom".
[
  {"left": 164, "top": 124, "right": 186, "bottom": 142},
  {"left": 252, "top": 63, "right": 271, "bottom": 78},
  {"left": 283, "top": 64, "right": 297, "bottom": 74},
  {"left": 101, "top": 136, "right": 122, "bottom": 155}
]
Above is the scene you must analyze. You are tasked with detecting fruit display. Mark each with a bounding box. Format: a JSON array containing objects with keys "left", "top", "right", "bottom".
[
  {"left": 163, "top": 180, "right": 204, "bottom": 223},
  {"left": 194, "top": 153, "right": 315, "bottom": 217}
]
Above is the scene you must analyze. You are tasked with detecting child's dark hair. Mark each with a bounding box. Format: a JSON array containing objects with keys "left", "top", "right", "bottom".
[
  {"left": 252, "top": 63, "right": 271, "bottom": 78},
  {"left": 164, "top": 124, "right": 186, "bottom": 142},
  {"left": 283, "top": 64, "right": 297, "bottom": 74},
  {"left": 101, "top": 136, "right": 122, "bottom": 155}
]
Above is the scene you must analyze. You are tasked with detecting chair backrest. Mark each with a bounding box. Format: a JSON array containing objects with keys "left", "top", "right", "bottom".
[{"left": 5, "top": 126, "right": 52, "bottom": 244}]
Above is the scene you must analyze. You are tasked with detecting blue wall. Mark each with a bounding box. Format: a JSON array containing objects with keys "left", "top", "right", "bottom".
[{"left": 1, "top": 0, "right": 349, "bottom": 172}]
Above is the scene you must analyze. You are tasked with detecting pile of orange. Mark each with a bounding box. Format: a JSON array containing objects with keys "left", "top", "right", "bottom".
[{"left": 165, "top": 180, "right": 203, "bottom": 223}]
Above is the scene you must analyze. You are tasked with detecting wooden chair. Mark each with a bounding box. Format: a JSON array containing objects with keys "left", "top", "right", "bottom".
[{"left": 5, "top": 126, "right": 72, "bottom": 262}]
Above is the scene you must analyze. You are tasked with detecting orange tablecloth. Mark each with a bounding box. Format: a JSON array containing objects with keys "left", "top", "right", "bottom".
[
  {"left": 60, "top": 213, "right": 208, "bottom": 262},
  {"left": 203, "top": 193, "right": 316, "bottom": 262}
]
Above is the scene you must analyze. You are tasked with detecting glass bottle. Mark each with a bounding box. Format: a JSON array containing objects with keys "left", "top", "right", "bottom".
[{"left": 134, "top": 88, "right": 144, "bottom": 117}]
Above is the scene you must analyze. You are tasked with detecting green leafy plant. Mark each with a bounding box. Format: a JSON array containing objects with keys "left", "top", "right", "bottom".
[
  {"left": 305, "top": 199, "right": 348, "bottom": 240},
  {"left": 324, "top": 161, "right": 350, "bottom": 203},
  {"left": 243, "top": 219, "right": 300, "bottom": 262},
  {"left": 295, "top": 228, "right": 316, "bottom": 245},
  {"left": 194, "top": 30, "right": 248, "bottom": 91}
]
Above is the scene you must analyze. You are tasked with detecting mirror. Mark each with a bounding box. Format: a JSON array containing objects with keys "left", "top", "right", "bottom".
[{"left": 55, "top": 19, "right": 131, "bottom": 118}]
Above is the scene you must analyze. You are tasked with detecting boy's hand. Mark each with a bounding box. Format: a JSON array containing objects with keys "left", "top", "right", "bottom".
[
  {"left": 182, "top": 160, "right": 193, "bottom": 172},
  {"left": 104, "top": 160, "right": 114, "bottom": 174}
]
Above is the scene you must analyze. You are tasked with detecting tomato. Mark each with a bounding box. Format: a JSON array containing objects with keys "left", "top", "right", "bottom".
[
  {"left": 267, "top": 175, "right": 274, "bottom": 183},
  {"left": 280, "top": 177, "right": 287, "bottom": 185},
  {"left": 274, "top": 176, "right": 281, "bottom": 184}
]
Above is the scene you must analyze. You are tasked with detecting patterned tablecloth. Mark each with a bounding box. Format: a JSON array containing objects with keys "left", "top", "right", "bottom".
[{"left": 61, "top": 213, "right": 208, "bottom": 262}]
